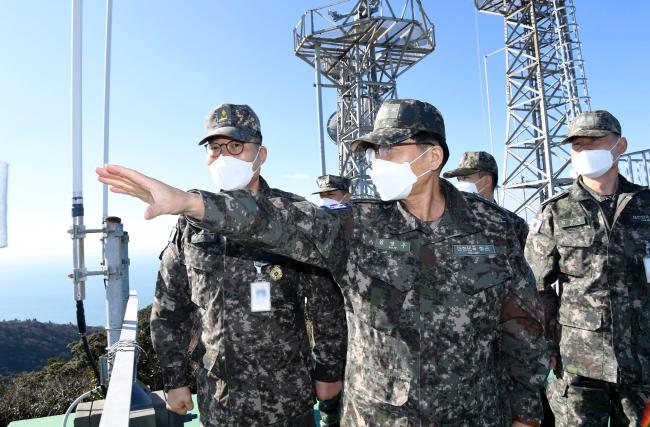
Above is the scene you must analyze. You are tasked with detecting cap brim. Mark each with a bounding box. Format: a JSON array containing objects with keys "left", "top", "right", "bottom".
[
  {"left": 311, "top": 186, "right": 340, "bottom": 194},
  {"left": 350, "top": 128, "right": 419, "bottom": 152},
  {"left": 561, "top": 129, "right": 613, "bottom": 144},
  {"left": 198, "top": 127, "right": 262, "bottom": 145},
  {"left": 442, "top": 167, "right": 482, "bottom": 178}
]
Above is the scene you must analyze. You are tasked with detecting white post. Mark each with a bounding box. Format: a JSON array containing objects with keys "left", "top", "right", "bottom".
[
  {"left": 102, "top": 0, "right": 113, "bottom": 219},
  {"left": 314, "top": 43, "right": 327, "bottom": 175},
  {"left": 71, "top": 0, "right": 86, "bottom": 301}
]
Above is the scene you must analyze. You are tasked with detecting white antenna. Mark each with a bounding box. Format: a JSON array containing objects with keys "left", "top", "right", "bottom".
[
  {"left": 102, "top": 0, "right": 113, "bottom": 219},
  {"left": 0, "top": 161, "right": 7, "bottom": 248},
  {"left": 70, "top": 0, "right": 86, "bottom": 302}
]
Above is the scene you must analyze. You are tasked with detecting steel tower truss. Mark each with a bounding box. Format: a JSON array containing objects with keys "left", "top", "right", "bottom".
[
  {"left": 294, "top": 0, "right": 435, "bottom": 198},
  {"left": 619, "top": 150, "right": 650, "bottom": 187},
  {"left": 476, "top": 0, "right": 590, "bottom": 216}
]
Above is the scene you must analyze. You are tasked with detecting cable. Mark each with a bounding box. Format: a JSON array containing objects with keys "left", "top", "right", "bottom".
[
  {"left": 76, "top": 300, "right": 107, "bottom": 396},
  {"left": 473, "top": 6, "right": 489, "bottom": 152},
  {"left": 62, "top": 385, "right": 103, "bottom": 427}
]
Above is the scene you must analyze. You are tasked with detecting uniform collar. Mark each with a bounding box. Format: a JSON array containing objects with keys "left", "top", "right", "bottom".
[
  {"left": 257, "top": 176, "right": 272, "bottom": 196},
  {"left": 386, "top": 178, "right": 480, "bottom": 238},
  {"left": 570, "top": 174, "right": 645, "bottom": 202}
]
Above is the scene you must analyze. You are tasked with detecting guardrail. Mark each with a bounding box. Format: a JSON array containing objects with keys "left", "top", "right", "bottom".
[{"left": 98, "top": 291, "right": 139, "bottom": 427}]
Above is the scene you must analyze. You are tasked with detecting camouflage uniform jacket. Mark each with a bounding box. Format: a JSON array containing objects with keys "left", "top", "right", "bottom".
[
  {"left": 524, "top": 175, "right": 650, "bottom": 386},
  {"left": 151, "top": 177, "right": 347, "bottom": 426},
  {"left": 460, "top": 192, "right": 530, "bottom": 249},
  {"left": 188, "top": 179, "right": 549, "bottom": 425},
  {"left": 505, "top": 209, "right": 530, "bottom": 249}
]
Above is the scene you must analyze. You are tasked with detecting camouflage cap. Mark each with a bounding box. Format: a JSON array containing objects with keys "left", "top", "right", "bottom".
[
  {"left": 562, "top": 110, "right": 621, "bottom": 144},
  {"left": 312, "top": 174, "right": 351, "bottom": 194},
  {"left": 351, "top": 99, "right": 446, "bottom": 149},
  {"left": 443, "top": 151, "right": 498, "bottom": 178},
  {"left": 198, "top": 103, "right": 262, "bottom": 145}
]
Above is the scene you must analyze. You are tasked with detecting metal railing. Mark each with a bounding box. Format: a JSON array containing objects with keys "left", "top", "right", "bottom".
[{"left": 99, "top": 291, "right": 140, "bottom": 427}]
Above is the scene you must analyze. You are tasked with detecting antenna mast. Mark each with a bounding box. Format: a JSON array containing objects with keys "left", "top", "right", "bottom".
[{"left": 294, "top": 0, "right": 435, "bottom": 198}]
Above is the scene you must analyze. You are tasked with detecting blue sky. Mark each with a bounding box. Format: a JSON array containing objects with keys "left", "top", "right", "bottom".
[{"left": 0, "top": 1, "right": 648, "bottom": 322}]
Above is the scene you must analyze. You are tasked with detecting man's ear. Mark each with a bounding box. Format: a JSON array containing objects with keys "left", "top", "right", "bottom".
[
  {"left": 429, "top": 145, "right": 445, "bottom": 172},
  {"left": 484, "top": 174, "right": 495, "bottom": 192},
  {"left": 617, "top": 137, "right": 628, "bottom": 157},
  {"left": 257, "top": 146, "right": 268, "bottom": 167}
]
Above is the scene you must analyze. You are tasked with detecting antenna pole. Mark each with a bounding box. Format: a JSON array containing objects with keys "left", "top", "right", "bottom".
[
  {"left": 102, "top": 0, "right": 113, "bottom": 219},
  {"left": 314, "top": 43, "right": 327, "bottom": 175},
  {"left": 70, "top": 0, "right": 86, "bottom": 302}
]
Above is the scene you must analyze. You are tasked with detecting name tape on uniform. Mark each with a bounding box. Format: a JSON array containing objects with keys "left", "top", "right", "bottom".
[
  {"left": 451, "top": 244, "right": 496, "bottom": 256},
  {"left": 559, "top": 216, "right": 587, "bottom": 228},
  {"left": 191, "top": 233, "right": 219, "bottom": 244}
]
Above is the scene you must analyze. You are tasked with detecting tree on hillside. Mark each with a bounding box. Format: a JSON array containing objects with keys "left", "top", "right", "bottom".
[{"left": 0, "top": 305, "right": 196, "bottom": 427}]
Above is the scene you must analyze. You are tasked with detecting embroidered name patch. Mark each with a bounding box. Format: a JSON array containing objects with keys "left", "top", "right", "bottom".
[
  {"left": 559, "top": 216, "right": 587, "bottom": 228},
  {"left": 451, "top": 244, "right": 496, "bottom": 256},
  {"left": 191, "top": 233, "right": 219, "bottom": 244},
  {"left": 372, "top": 238, "right": 411, "bottom": 252},
  {"left": 631, "top": 215, "right": 650, "bottom": 222}
]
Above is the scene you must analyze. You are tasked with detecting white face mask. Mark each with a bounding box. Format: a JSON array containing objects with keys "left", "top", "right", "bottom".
[
  {"left": 454, "top": 180, "right": 478, "bottom": 194},
  {"left": 571, "top": 137, "right": 621, "bottom": 179},
  {"left": 208, "top": 148, "right": 260, "bottom": 191},
  {"left": 319, "top": 197, "right": 340, "bottom": 207},
  {"left": 368, "top": 147, "right": 432, "bottom": 201},
  {"left": 454, "top": 177, "right": 489, "bottom": 195}
]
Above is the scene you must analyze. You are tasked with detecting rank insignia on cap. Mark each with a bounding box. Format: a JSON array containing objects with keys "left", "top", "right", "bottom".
[
  {"left": 269, "top": 266, "right": 283, "bottom": 281},
  {"left": 216, "top": 105, "right": 231, "bottom": 125},
  {"left": 530, "top": 218, "right": 543, "bottom": 234}
]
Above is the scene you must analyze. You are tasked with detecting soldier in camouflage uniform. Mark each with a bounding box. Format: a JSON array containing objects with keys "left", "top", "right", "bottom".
[
  {"left": 311, "top": 173, "right": 351, "bottom": 426},
  {"left": 151, "top": 104, "right": 347, "bottom": 427},
  {"left": 97, "top": 99, "right": 550, "bottom": 426},
  {"left": 444, "top": 151, "right": 529, "bottom": 248},
  {"left": 525, "top": 110, "right": 650, "bottom": 425},
  {"left": 313, "top": 175, "right": 352, "bottom": 207}
]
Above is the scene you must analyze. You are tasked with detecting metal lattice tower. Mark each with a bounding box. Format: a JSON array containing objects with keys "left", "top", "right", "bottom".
[
  {"left": 619, "top": 150, "right": 650, "bottom": 187},
  {"left": 294, "top": 0, "right": 435, "bottom": 198},
  {"left": 476, "top": 0, "right": 591, "bottom": 216}
]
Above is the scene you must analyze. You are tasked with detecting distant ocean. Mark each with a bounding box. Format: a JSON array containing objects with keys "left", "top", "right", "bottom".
[{"left": 0, "top": 254, "right": 160, "bottom": 326}]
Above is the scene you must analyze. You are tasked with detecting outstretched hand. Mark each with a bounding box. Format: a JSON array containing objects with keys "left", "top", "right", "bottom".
[{"left": 96, "top": 164, "right": 204, "bottom": 220}]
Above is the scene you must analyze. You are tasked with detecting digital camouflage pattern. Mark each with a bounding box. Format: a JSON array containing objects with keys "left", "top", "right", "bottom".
[
  {"left": 187, "top": 178, "right": 550, "bottom": 425},
  {"left": 525, "top": 175, "right": 650, "bottom": 424},
  {"left": 444, "top": 150, "right": 529, "bottom": 248},
  {"left": 151, "top": 177, "right": 347, "bottom": 427},
  {"left": 546, "top": 372, "right": 649, "bottom": 426},
  {"left": 313, "top": 175, "right": 351, "bottom": 194},
  {"left": 198, "top": 103, "right": 263, "bottom": 146},
  {"left": 505, "top": 209, "right": 530, "bottom": 250},
  {"left": 562, "top": 110, "right": 622, "bottom": 144},
  {"left": 352, "top": 99, "right": 446, "bottom": 147},
  {"left": 443, "top": 151, "right": 499, "bottom": 179}
]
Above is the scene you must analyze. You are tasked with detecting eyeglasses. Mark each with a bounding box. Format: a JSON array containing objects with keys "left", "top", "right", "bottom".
[
  {"left": 204, "top": 140, "right": 260, "bottom": 157},
  {"left": 364, "top": 142, "right": 434, "bottom": 163}
]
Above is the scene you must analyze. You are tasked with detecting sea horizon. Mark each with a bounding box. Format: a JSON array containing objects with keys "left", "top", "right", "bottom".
[{"left": 0, "top": 252, "right": 160, "bottom": 326}]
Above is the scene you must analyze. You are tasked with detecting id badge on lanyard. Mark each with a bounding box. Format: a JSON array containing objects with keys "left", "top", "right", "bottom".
[
  {"left": 251, "top": 261, "right": 272, "bottom": 312},
  {"left": 644, "top": 241, "right": 650, "bottom": 284}
]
